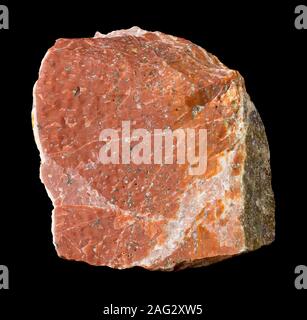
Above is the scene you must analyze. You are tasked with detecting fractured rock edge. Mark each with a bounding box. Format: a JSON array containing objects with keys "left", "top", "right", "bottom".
[
  {"left": 165, "top": 91, "right": 275, "bottom": 271},
  {"left": 241, "top": 92, "right": 275, "bottom": 250}
]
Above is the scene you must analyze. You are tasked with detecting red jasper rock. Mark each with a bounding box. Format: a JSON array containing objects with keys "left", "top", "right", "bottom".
[{"left": 32, "top": 27, "right": 275, "bottom": 270}]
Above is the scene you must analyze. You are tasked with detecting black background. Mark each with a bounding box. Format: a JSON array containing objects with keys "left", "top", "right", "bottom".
[{"left": 0, "top": 0, "right": 306, "bottom": 318}]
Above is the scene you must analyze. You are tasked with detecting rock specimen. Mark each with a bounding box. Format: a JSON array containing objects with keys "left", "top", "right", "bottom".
[{"left": 32, "top": 27, "right": 275, "bottom": 270}]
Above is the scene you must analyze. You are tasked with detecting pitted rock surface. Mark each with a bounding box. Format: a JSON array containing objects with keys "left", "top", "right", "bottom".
[{"left": 32, "top": 27, "right": 275, "bottom": 270}]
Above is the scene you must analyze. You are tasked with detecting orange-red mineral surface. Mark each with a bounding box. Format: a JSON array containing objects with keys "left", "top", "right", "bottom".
[{"left": 32, "top": 27, "right": 275, "bottom": 270}]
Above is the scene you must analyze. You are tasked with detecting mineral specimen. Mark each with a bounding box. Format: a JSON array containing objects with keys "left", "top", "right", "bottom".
[{"left": 32, "top": 27, "right": 275, "bottom": 270}]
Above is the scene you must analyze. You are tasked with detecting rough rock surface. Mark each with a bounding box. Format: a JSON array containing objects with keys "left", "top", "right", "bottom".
[{"left": 32, "top": 27, "right": 275, "bottom": 270}]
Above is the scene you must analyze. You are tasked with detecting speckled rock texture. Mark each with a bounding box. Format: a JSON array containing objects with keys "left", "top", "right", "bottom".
[{"left": 32, "top": 27, "right": 275, "bottom": 270}]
